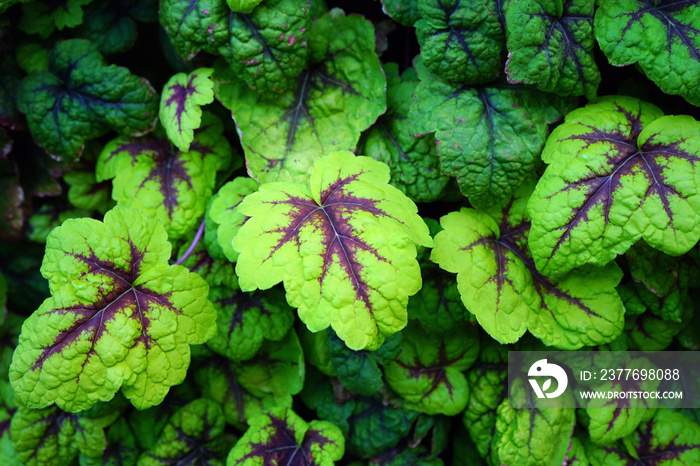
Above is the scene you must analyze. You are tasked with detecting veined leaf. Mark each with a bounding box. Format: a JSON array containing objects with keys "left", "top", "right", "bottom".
[
  {"left": 214, "top": 9, "right": 386, "bottom": 184},
  {"left": 16, "top": 39, "right": 158, "bottom": 161},
  {"left": 9, "top": 207, "right": 217, "bottom": 412},
  {"left": 505, "top": 0, "right": 600, "bottom": 99},
  {"left": 80, "top": 418, "right": 138, "bottom": 466},
  {"left": 233, "top": 151, "right": 433, "bottom": 351},
  {"left": 227, "top": 0, "right": 263, "bottom": 13},
  {"left": 160, "top": 68, "right": 215, "bottom": 153},
  {"left": 528, "top": 96, "right": 700, "bottom": 277},
  {"left": 97, "top": 113, "right": 231, "bottom": 240},
  {"left": 431, "top": 181, "right": 624, "bottom": 349},
  {"left": 594, "top": 0, "right": 700, "bottom": 106}
]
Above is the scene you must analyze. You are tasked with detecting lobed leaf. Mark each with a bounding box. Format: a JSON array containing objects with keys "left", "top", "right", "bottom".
[
  {"left": 19, "top": 0, "right": 93, "bottom": 38},
  {"left": 206, "top": 177, "right": 259, "bottom": 262}
]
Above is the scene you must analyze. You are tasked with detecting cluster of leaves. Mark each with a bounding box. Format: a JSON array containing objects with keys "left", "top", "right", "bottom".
[{"left": 1, "top": 0, "right": 700, "bottom": 465}]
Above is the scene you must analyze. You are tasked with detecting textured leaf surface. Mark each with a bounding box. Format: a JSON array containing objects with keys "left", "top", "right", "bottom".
[
  {"left": 505, "top": 0, "right": 600, "bottom": 99},
  {"left": 381, "top": 0, "right": 421, "bottom": 26},
  {"left": 410, "top": 59, "right": 574, "bottom": 209},
  {"left": 227, "top": 0, "right": 263, "bottom": 13},
  {"left": 347, "top": 397, "right": 418, "bottom": 459},
  {"left": 432, "top": 182, "right": 625, "bottom": 349},
  {"left": 9, "top": 207, "right": 217, "bottom": 412},
  {"left": 206, "top": 177, "right": 259, "bottom": 262},
  {"left": 19, "top": 0, "right": 92, "bottom": 38},
  {"left": 16, "top": 39, "right": 158, "bottom": 161},
  {"left": 528, "top": 96, "right": 700, "bottom": 277},
  {"left": 178, "top": 236, "right": 239, "bottom": 290},
  {"left": 160, "top": 68, "right": 215, "bottom": 153},
  {"left": 361, "top": 64, "right": 449, "bottom": 203},
  {"left": 226, "top": 407, "right": 344, "bottom": 465},
  {"left": 415, "top": 0, "right": 504, "bottom": 84},
  {"left": 97, "top": 113, "right": 231, "bottom": 240},
  {"left": 80, "top": 418, "right": 138, "bottom": 466},
  {"left": 214, "top": 9, "right": 386, "bottom": 184},
  {"left": 233, "top": 151, "right": 432, "bottom": 351},
  {"left": 385, "top": 321, "right": 478, "bottom": 415},
  {"left": 594, "top": 0, "right": 700, "bottom": 106}
]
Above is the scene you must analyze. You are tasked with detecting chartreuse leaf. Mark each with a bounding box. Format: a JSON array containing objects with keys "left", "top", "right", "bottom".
[
  {"left": 177, "top": 236, "right": 239, "bottom": 290},
  {"left": 10, "top": 403, "right": 118, "bottom": 466},
  {"left": 214, "top": 9, "right": 386, "bottom": 184},
  {"left": 385, "top": 320, "right": 479, "bottom": 416},
  {"left": 505, "top": 0, "right": 600, "bottom": 99},
  {"left": 160, "top": 0, "right": 309, "bottom": 96},
  {"left": 362, "top": 63, "right": 449, "bottom": 203},
  {"left": 227, "top": 0, "right": 263, "bottom": 13},
  {"left": 381, "top": 0, "right": 420, "bottom": 26},
  {"left": 415, "top": 0, "right": 504, "bottom": 84},
  {"left": 80, "top": 418, "right": 138, "bottom": 466},
  {"left": 432, "top": 181, "right": 625, "bottom": 349},
  {"left": 584, "top": 410, "right": 700, "bottom": 465},
  {"left": 160, "top": 68, "right": 215, "bottom": 153},
  {"left": 19, "top": 0, "right": 93, "bottom": 38},
  {"left": 206, "top": 286, "right": 295, "bottom": 361},
  {"left": 9, "top": 207, "right": 217, "bottom": 412},
  {"left": 97, "top": 113, "right": 231, "bottom": 240},
  {"left": 594, "top": 0, "right": 700, "bottom": 106},
  {"left": 226, "top": 407, "right": 344, "bottom": 465},
  {"left": 410, "top": 57, "right": 574, "bottom": 209},
  {"left": 138, "top": 399, "right": 227, "bottom": 465},
  {"left": 206, "top": 177, "right": 259, "bottom": 262},
  {"left": 27, "top": 206, "right": 89, "bottom": 243},
  {"left": 493, "top": 378, "right": 575, "bottom": 466},
  {"left": 16, "top": 39, "right": 158, "bottom": 161},
  {"left": 63, "top": 146, "right": 115, "bottom": 215},
  {"left": 233, "top": 151, "right": 433, "bottom": 351},
  {"left": 528, "top": 96, "right": 700, "bottom": 277}
]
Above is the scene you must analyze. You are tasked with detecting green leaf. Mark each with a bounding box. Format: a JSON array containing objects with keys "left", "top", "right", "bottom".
[
  {"left": 384, "top": 320, "right": 478, "bottom": 416},
  {"left": 138, "top": 399, "right": 227, "bottom": 466},
  {"left": 594, "top": 0, "right": 700, "bottom": 106},
  {"left": 0, "top": 45, "right": 24, "bottom": 131},
  {"left": 227, "top": 0, "right": 263, "bottom": 14},
  {"left": 206, "top": 177, "right": 259, "bottom": 262},
  {"left": 75, "top": 0, "right": 157, "bottom": 55},
  {"left": 361, "top": 63, "right": 449, "bottom": 203},
  {"left": 17, "top": 39, "right": 158, "bottom": 161},
  {"left": 381, "top": 0, "right": 421, "bottom": 26},
  {"left": 19, "top": 0, "right": 93, "bottom": 38},
  {"left": 233, "top": 151, "right": 432, "bottom": 351},
  {"left": 63, "top": 145, "right": 115, "bottom": 214},
  {"left": 27, "top": 206, "right": 88, "bottom": 243},
  {"left": 160, "top": 68, "right": 215, "bottom": 153},
  {"left": 213, "top": 9, "right": 386, "bottom": 184},
  {"left": 625, "top": 301, "right": 690, "bottom": 350},
  {"left": 300, "top": 367, "right": 355, "bottom": 437},
  {"left": 409, "top": 58, "right": 574, "bottom": 209},
  {"left": 97, "top": 113, "right": 231, "bottom": 240},
  {"left": 415, "top": 0, "right": 504, "bottom": 84},
  {"left": 226, "top": 407, "right": 344, "bottom": 465},
  {"left": 505, "top": 0, "right": 600, "bottom": 99},
  {"left": 206, "top": 286, "right": 295, "bottom": 362},
  {"left": 177, "top": 238, "right": 239, "bottom": 290},
  {"left": 431, "top": 182, "right": 625, "bottom": 349},
  {"left": 80, "top": 418, "right": 138, "bottom": 466},
  {"left": 347, "top": 398, "right": 419, "bottom": 460},
  {"left": 9, "top": 207, "right": 217, "bottom": 412},
  {"left": 528, "top": 96, "right": 700, "bottom": 277}
]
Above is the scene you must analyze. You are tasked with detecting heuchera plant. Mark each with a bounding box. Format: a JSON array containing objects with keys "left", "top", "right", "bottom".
[{"left": 1, "top": 0, "right": 700, "bottom": 465}]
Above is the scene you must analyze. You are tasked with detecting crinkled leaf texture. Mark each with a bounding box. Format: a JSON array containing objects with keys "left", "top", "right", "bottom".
[
  {"left": 384, "top": 320, "right": 478, "bottom": 415},
  {"left": 16, "top": 39, "right": 158, "bottom": 161},
  {"left": 432, "top": 181, "right": 624, "bottom": 349},
  {"left": 9, "top": 207, "right": 217, "bottom": 412},
  {"left": 227, "top": 0, "right": 263, "bottom": 13},
  {"left": 233, "top": 151, "right": 433, "bottom": 351},
  {"left": 505, "top": 0, "right": 600, "bottom": 99},
  {"left": 415, "top": 0, "right": 504, "bottom": 84},
  {"left": 594, "top": 0, "right": 700, "bottom": 106},
  {"left": 19, "top": 0, "right": 92, "bottom": 38},
  {"left": 160, "top": 0, "right": 309, "bottom": 96},
  {"left": 206, "top": 177, "right": 259, "bottom": 262},
  {"left": 160, "top": 68, "right": 215, "bottom": 153},
  {"left": 97, "top": 113, "right": 231, "bottom": 240},
  {"left": 214, "top": 9, "right": 386, "bottom": 184},
  {"left": 226, "top": 407, "right": 344, "bottom": 465},
  {"left": 381, "top": 0, "right": 421, "bottom": 26},
  {"left": 528, "top": 96, "right": 700, "bottom": 277},
  {"left": 81, "top": 418, "right": 138, "bottom": 466},
  {"left": 410, "top": 57, "right": 575, "bottom": 209}
]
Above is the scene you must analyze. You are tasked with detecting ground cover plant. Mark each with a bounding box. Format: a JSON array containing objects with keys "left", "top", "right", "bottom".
[{"left": 1, "top": 0, "right": 700, "bottom": 464}]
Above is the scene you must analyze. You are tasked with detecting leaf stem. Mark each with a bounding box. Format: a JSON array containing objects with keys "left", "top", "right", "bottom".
[{"left": 175, "top": 218, "right": 206, "bottom": 265}]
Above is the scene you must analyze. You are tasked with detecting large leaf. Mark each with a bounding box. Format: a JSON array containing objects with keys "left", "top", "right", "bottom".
[
  {"left": 9, "top": 207, "right": 217, "bottom": 412},
  {"left": 594, "top": 0, "right": 700, "bottom": 106},
  {"left": 233, "top": 151, "right": 433, "bottom": 351},
  {"left": 528, "top": 96, "right": 700, "bottom": 277},
  {"left": 214, "top": 9, "right": 386, "bottom": 184},
  {"left": 96, "top": 113, "right": 231, "bottom": 240},
  {"left": 505, "top": 0, "right": 600, "bottom": 99},
  {"left": 410, "top": 58, "right": 574, "bottom": 209},
  {"left": 431, "top": 181, "right": 625, "bottom": 349},
  {"left": 381, "top": 0, "right": 421, "bottom": 26},
  {"left": 16, "top": 39, "right": 158, "bottom": 161},
  {"left": 19, "top": 0, "right": 93, "bottom": 38},
  {"left": 226, "top": 407, "right": 344, "bottom": 465},
  {"left": 415, "top": 0, "right": 504, "bottom": 84}
]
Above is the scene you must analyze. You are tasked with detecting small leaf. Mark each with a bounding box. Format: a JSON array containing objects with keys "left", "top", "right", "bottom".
[
  {"left": 206, "top": 177, "right": 259, "bottom": 262},
  {"left": 19, "top": 0, "right": 93, "bottom": 38}
]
